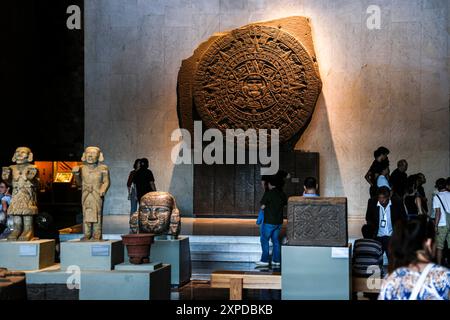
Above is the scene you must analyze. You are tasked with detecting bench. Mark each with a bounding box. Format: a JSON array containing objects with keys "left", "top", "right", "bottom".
[{"left": 210, "top": 270, "right": 281, "bottom": 300}]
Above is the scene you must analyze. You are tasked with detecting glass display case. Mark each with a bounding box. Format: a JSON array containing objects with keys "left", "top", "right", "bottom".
[{"left": 34, "top": 161, "right": 82, "bottom": 230}]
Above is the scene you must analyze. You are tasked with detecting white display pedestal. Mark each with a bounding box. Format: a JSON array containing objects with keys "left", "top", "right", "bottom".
[
  {"left": 79, "top": 264, "right": 171, "bottom": 300},
  {"left": 25, "top": 263, "right": 172, "bottom": 300},
  {"left": 123, "top": 235, "right": 191, "bottom": 286},
  {"left": 0, "top": 239, "right": 55, "bottom": 271},
  {"left": 60, "top": 239, "right": 124, "bottom": 271},
  {"left": 149, "top": 236, "right": 191, "bottom": 286},
  {"left": 281, "top": 245, "right": 352, "bottom": 300}
]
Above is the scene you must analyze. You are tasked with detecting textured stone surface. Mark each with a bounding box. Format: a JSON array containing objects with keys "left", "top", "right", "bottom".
[
  {"left": 287, "top": 197, "right": 348, "bottom": 246},
  {"left": 85, "top": 0, "right": 450, "bottom": 236},
  {"left": 178, "top": 17, "right": 321, "bottom": 145}
]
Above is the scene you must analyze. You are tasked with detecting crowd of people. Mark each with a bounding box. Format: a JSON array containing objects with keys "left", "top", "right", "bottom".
[
  {"left": 254, "top": 146, "right": 450, "bottom": 300},
  {"left": 355, "top": 146, "right": 450, "bottom": 300}
]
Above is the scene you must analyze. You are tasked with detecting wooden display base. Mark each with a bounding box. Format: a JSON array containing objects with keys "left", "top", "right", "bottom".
[{"left": 211, "top": 270, "right": 281, "bottom": 300}]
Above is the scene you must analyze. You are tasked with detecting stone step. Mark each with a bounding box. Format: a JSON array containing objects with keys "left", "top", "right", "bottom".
[
  {"left": 191, "top": 251, "right": 261, "bottom": 262},
  {"left": 188, "top": 236, "right": 263, "bottom": 262},
  {"left": 187, "top": 235, "right": 261, "bottom": 244},
  {"left": 190, "top": 242, "right": 262, "bottom": 253}
]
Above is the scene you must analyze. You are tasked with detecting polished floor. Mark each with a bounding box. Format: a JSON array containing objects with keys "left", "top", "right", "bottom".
[
  {"left": 177, "top": 261, "right": 281, "bottom": 300},
  {"left": 173, "top": 261, "right": 373, "bottom": 300}
]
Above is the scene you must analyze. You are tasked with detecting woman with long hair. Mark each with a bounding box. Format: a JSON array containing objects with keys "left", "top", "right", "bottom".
[
  {"left": 379, "top": 217, "right": 450, "bottom": 300},
  {"left": 403, "top": 175, "right": 424, "bottom": 218}
]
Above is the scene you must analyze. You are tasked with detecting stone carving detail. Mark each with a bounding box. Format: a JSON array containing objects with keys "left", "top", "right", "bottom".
[
  {"left": 287, "top": 197, "right": 348, "bottom": 246},
  {"left": 129, "top": 191, "right": 181, "bottom": 239},
  {"left": 178, "top": 17, "right": 322, "bottom": 145}
]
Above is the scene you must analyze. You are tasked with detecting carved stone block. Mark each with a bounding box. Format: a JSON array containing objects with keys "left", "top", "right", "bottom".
[
  {"left": 287, "top": 197, "right": 348, "bottom": 247},
  {"left": 177, "top": 16, "right": 322, "bottom": 147}
]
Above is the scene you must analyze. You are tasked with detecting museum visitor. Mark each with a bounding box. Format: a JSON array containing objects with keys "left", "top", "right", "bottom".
[
  {"left": 389, "top": 159, "right": 408, "bottom": 198},
  {"left": 379, "top": 217, "right": 450, "bottom": 300},
  {"left": 365, "top": 146, "right": 390, "bottom": 198},
  {"left": 127, "top": 158, "right": 141, "bottom": 213},
  {"left": 365, "top": 186, "right": 407, "bottom": 262},
  {"left": 132, "top": 158, "right": 156, "bottom": 201},
  {"left": 433, "top": 178, "right": 450, "bottom": 266},
  {"left": 257, "top": 175, "right": 288, "bottom": 267}
]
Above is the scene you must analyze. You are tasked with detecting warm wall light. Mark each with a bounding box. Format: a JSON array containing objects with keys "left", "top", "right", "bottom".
[{"left": 34, "top": 161, "right": 81, "bottom": 192}]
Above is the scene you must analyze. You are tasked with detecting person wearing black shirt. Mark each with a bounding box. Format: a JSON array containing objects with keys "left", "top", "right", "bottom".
[
  {"left": 256, "top": 175, "right": 287, "bottom": 267},
  {"left": 127, "top": 159, "right": 141, "bottom": 213},
  {"left": 390, "top": 159, "right": 408, "bottom": 198},
  {"left": 415, "top": 173, "right": 428, "bottom": 214},
  {"left": 403, "top": 175, "right": 424, "bottom": 218},
  {"left": 365, "top": 146, "right": 390, "bottom": 198},
  {"left": 133, "top": 158, "right": 156, "bottom": 201}
]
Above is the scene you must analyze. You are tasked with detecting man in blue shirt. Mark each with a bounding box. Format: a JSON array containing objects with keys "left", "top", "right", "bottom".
[{"left": 376, "top": 163, "right": 391, "bottom": 191}]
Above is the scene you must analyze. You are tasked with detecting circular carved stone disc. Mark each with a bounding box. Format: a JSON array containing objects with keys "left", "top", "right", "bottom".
[{"left": 193, "top": 25, "right": 321, "bottom": 143}]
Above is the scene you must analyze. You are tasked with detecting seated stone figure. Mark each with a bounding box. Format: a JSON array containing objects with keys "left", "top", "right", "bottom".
[{"left": 129, "top": 191, "right": 180, "bottom": 239}]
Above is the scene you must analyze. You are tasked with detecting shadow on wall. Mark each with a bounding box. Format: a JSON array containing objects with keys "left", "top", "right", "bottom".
[
  {"left": 168, "top": 162, "right": 194, "bottom": 217},
  {"left": 296, "top": 94, "right": 344, "bottom": 199}
]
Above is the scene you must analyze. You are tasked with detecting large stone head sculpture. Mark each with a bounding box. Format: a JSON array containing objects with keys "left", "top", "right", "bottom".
[{"left": 130, "top": 191, "right": 181, "bottom": 239}]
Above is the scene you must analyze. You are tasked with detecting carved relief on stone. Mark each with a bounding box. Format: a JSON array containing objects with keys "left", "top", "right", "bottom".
[
  {"left": 287, "top": 197, "right": 348, "bottom": 247},
  {"left": 178, "top": 17, "right": 322, "bottom": 146}
]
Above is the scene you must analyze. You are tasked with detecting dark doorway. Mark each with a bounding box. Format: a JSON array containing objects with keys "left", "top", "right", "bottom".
[{"left": 193, "top": 151, "right": 319, "bottom": 217}]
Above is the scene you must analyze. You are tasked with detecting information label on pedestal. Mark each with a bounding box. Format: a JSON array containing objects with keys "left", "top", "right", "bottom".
[
  {"left": 331, "top": 247, "right": 349, "bottom": 259},
  {"left": 91, "top": 245, "right": 110, "bottom": 257},
  {"left": 19, "top": 244, "right": 37, "bottom": 256}
]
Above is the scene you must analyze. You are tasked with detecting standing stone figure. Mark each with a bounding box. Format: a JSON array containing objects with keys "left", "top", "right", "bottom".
[
  {"left": 1, "top": 147, "right": 39, "bottom": 241},
  {"left": 72, "top": 146, "right": 110, "bottom": 241}
]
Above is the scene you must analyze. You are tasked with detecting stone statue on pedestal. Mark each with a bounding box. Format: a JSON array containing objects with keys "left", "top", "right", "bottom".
[
  {"left": 130, "top": 191, "right": 181, "bottom": 239},
  {"left": 1, "top": 147, "right": 39, "bottom": 241},
  {"left": 72, "top": 146, "right": 110, "bottom": 241}
]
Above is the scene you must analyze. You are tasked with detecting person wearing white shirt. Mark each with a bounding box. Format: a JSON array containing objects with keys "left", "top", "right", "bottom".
[
  {"left": 366, "top": 186, "right": 407, "bottom": 261},
  {"left": 433, "top": 178, "right": 450, "bottom": 265}
]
